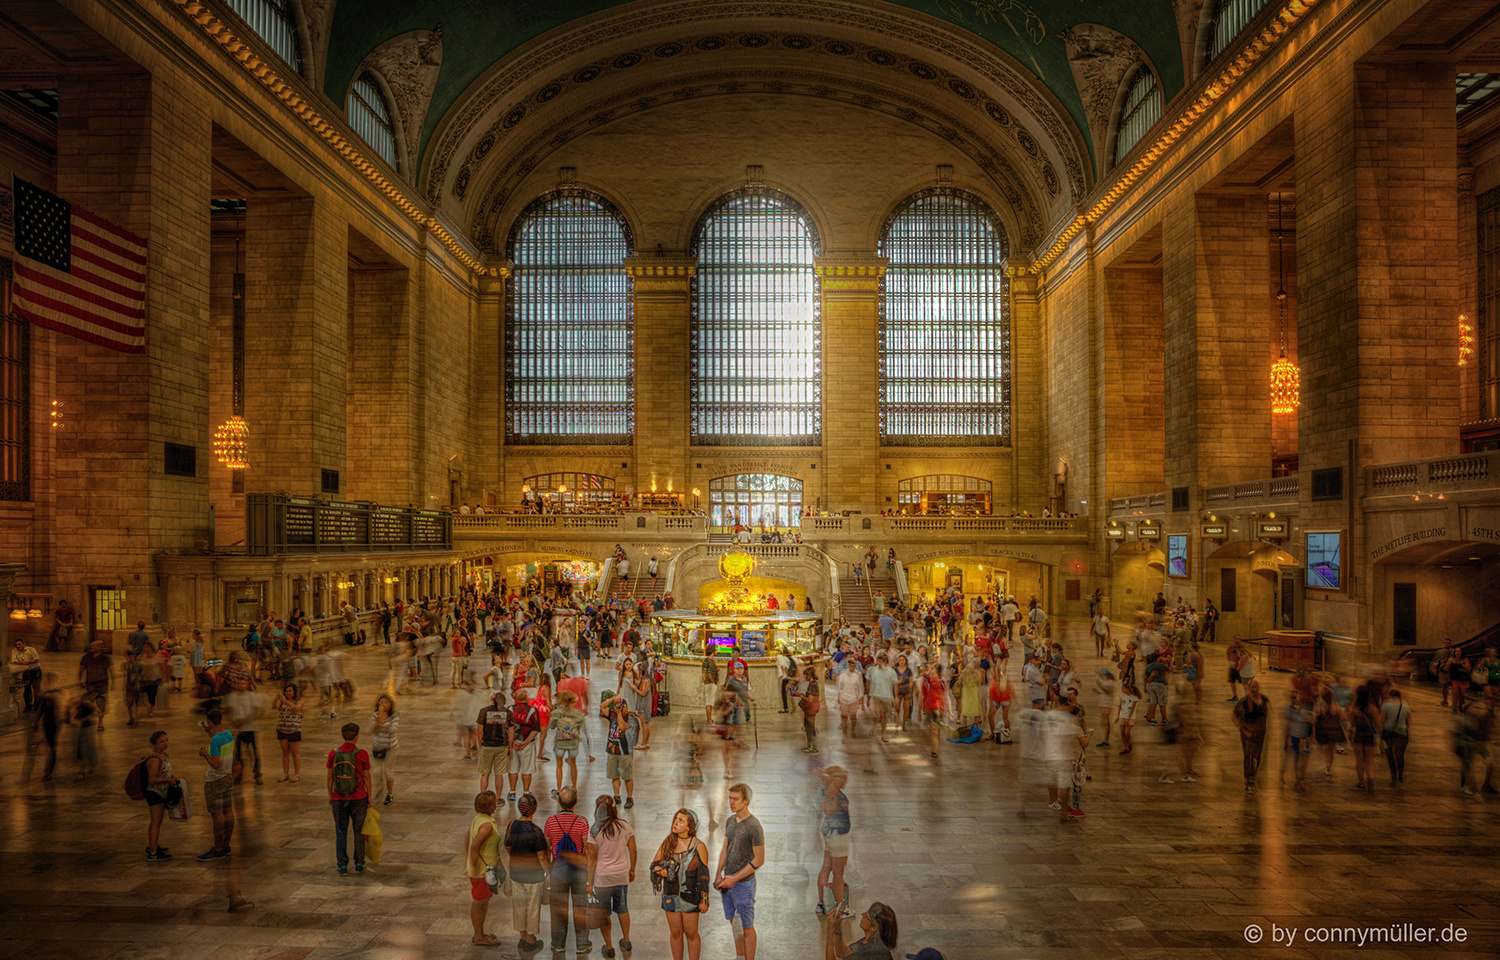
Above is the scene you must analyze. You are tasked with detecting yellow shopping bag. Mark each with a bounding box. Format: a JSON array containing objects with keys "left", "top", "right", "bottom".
[{"left": 362, "top": 805, "right": 384, "bottom": 864}]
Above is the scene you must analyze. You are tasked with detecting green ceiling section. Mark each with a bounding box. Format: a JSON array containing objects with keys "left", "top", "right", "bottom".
[{"left": 323, "top": 0, "right": 1186, "bottom": 176}]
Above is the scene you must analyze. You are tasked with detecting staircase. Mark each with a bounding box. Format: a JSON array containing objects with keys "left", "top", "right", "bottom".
[{"left": 609, "top": 573, "right": 640, "bottom": 602}]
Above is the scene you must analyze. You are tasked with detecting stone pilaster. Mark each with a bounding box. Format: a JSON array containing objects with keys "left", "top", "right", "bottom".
[
  {"left": 475, "top": 264, "right": 508, "bottom": 504},
  {"left": 815, "top": 257, "right": 887, "bottom": 515},
  {"left": 625, "top": 256, "right": 696, "bottom": 496},
  {"left": 1008, "top": 261, "right": 1048, "bottom": 512}
]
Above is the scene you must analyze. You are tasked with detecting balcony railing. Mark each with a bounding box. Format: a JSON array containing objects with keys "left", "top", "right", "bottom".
[
  {"left": 454, "top": 513, "right": 708, "bottom": 535},
  {"left": 246, "top": 494, "right": 452, "bottom": 555},
  {"left": 1367, "top": 452, "right": 1495, "bottom": 494}
]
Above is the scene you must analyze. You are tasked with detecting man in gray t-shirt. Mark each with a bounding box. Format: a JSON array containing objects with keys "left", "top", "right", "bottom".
[{"left": 716, "top": 783, "right": 766, "bottom": 960}]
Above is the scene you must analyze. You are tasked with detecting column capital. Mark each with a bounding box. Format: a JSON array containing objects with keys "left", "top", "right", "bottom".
[
  {"left": 813, "top": 256, "right": 888, "bottom": 299},
  {"left": 625, "top": 256, "right": 698, "bottom": 299}
]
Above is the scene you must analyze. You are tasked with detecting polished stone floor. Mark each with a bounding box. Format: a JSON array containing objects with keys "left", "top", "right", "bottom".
[{"left": 1, "top": 618, "right": 1498, "bottom": 960}]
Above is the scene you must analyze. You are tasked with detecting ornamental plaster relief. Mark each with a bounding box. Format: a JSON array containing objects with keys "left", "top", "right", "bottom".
[
  {"left": 1059, "top": 24, "right": 1147, "bottom": 166},
  {"left": 422, "top": 0, "right": 1088, "bottom": 221},
  {"left": 357, "top": 27, "right": 443, "bottom": 183},
  {"left": 299, "top": 0, "right": 337, "bottom": 90}
]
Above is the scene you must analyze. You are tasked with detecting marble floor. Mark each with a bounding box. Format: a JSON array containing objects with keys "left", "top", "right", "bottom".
[{"left": 1, "top": 619, "right": 1498, "bottom": 960}]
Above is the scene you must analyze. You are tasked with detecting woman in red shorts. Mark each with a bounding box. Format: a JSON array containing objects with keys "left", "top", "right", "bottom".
[{"left": 920, "top": 662, "right": 946, "bottom": 759}]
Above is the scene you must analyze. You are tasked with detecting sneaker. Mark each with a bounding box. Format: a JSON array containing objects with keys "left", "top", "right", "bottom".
[
  {"left": 338, "top": 866, "right": 348, "bottom": 876},
  {"left": 384, "top": 795, "right": 394, "bottom": 805},
  {"left": 1096, "top": 741, "right": 1110, "bottom": 748},
  {"left": 1182, "top": 775, "right": 1198, "bottom": 783},
  {"left": 1226, "top": 696, "right": 1238, "bottom": 702},
  {"left": 146, "top": 850, "right": 172, "bottom": 862},
  {"left": 620, "top": 941, "right": 631, "bottom": 953},
  {"left": 1245, "top": 784, "right": 1256, "bottom": 795},
  {"left": 1047, "top": 801, "right": 1062, "bottom": 811},
  {"left": 197, "top": 848, "right": 226, "bottom": 862},
  {"left": 603, "top": 949, "right": 615, "bottom": 959},
  {"left": 815, "top": 902, "right": 826, "bottom": 916},
  {"left": 1146, "top": 719, "right": 1156, "bottom": 725},
  {"left": 624, "top": 797, "right": 634, "bottom": 809},
  {"left": 355, "top": 863, "right": 364, "bottom": 874},
  {"left": 1067, "top": 808, "right": 1086, "bottom": 819},
  {"left": 1118, "top": 747, "right": 1132, "bottom": 755},
  {"left": 837, "top": 905, "right": 856, "bottom": 920},
  {"left": 551, "top": 789, "right": 560, "bottom": 798},
  {"left": 508, "top": 792, "right": 517, "bottom": 802},
  {"left": 1158, "top": 775, "right": 1176, "bottom": 784},
  {"left": 614, "top": 795, "right": 622, "bottom": 805}
]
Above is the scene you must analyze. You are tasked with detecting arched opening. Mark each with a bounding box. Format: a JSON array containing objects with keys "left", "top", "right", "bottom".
[
  {"left": 1205, "top": 540, "right": 1295, "bottom": 641},
  {"left": 895, "top": 475, "right": 994, "bottom": 515},
  {"left": 1108, "top": 541, "right": 1166, "bottom": 619},
  {"left": 708, "top": 473, "right": 803, "bottom": 531}
]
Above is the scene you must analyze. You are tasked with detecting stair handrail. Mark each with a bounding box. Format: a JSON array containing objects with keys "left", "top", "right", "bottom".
[
  {"left": 892, "top": 559, "right": 909, "bottom": 603},
  {"left": 594, "top": 556, "right": 616, "bottom": 606}
]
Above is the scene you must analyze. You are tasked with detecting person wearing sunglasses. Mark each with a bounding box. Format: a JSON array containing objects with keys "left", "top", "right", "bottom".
[{"left": 825, "top": 900, "right": 899, "bottom": 959}]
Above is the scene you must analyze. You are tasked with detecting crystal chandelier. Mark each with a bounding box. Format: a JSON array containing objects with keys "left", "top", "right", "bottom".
[
  {"left": 1460, "top": 314, "right": 1475, "bottom": 366},
  {"left": 1270, "top": 192, "right": 1299, "bottom": 414},
  {"left": 213, "top": 415, "right": 250, "bottom": 469}
]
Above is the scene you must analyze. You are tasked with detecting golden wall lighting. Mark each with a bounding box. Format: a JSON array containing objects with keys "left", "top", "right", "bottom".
[
  {"left": 1460, "top": 315, "right": 1475, "bottom": 366},
  {"left": 213, "top": 415, "right": 250, "bottom": 470}
]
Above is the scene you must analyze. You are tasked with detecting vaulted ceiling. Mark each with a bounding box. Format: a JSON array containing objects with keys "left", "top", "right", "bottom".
[{"left": 314, "top": 0, "right": 1194, "bottom": 250}]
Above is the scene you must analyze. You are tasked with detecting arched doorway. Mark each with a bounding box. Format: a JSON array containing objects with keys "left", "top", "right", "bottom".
[
  {"left": 708, "top": 474, "right": 803, "bottom": 530},
  {"left": 1205, "top": 541, "right": 1296, "bottom": 641}
]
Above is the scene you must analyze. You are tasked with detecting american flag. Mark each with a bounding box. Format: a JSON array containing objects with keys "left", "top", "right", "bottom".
[{"left": 11, "top": 178, "right": 148, "bottom": 353}]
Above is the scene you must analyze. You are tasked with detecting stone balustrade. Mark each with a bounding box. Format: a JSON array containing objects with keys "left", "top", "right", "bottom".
[{"left": 455, "top": 512, "right": 1085, "bottom": 544}]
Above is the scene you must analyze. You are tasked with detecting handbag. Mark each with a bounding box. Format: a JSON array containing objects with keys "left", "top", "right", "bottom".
[
  {"left": 1471, "top": 667, "right": 1487, "bottom": 686},
  {"left": 373, "top": 748, "right": 388, "bottom": 760}
]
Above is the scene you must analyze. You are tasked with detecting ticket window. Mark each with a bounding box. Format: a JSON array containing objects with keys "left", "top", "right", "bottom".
[{"left": 90, "top": 587, "right": 127, "bottom": 642}]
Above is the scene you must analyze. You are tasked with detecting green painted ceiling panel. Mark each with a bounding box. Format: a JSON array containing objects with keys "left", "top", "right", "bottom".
[{"left": 323, "top": 1, "right": 1187, "bottom": 175}]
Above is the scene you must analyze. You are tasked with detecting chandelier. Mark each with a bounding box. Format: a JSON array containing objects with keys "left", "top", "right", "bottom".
[
  {"left": 1460, "top": 314, "right": 1475, "bottom": 366},
  {"left": 214, "top": 415, "right": 250, "bottom": 470},
  {"left": 217, "top": 202, "right": 250, "bottom": 472},
  {"left": 1270, "top": 192, "right": 1299, "bottom": 414}
]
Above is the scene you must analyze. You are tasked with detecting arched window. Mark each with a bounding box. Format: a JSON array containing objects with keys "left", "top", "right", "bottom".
[
  {"left": 878, "top": 189, "right": 1009, "bottom": 445},
  {"left": 691, "top": 188, "right": 821, "bottom": 445},
  {"left": 523, "top": 473, "right": 616, "bottom": 506},
  {"left": 223, "top": 0, "right": 303, "bottom": 73},
  {"left": 505, "top": 190, "right": 635, "bottom": 443},
  {"left": 897, "top": 475, "right": 993, "bottom": 515},
  {"left": 708, "top": 474, "right": 803, "bottom": 528},
  {"left": 1114, "top": 68, "right": 1162, "bottom": 165},
  {"left": 348, "top": 73, "right": 399, "bottom": 171},
  {"left": 1207, "top": 0, "right": 1271, "bottom": 64}
]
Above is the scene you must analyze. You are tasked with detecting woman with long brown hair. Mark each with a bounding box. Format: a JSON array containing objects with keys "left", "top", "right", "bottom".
[{"left": 652, "top": 808, "right": 710, "bottom": 960}]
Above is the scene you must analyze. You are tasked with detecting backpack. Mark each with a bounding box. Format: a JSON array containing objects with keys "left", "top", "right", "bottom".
[
  {"left": 331, "top": 745, "right": 360, "bottom": 796},
  {"left": 124, "top": 756, "right": 149, "bottom": 801},
  {"left": 556, "top": 822, "right": 580, "bottom": 858}
]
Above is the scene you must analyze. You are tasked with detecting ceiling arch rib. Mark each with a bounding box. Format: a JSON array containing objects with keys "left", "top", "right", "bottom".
[
  {"left": 420, "top": 0, "right": 1092, "bottom": 242},
  {"left": 467, "top": 67, "right": 1046, "bottom": 253}
]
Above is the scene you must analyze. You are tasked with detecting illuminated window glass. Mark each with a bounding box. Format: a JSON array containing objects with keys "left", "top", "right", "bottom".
[
  {"left": 708, "top": 473, "right": 803, "bottom": 528},
  {"left": 523, "top": 473, "right": 616, "bottom": 505},
  {"left": 1114, "top": 68, "right": 1162, "bottom": 164},
  {"left": 348, "top": 73, "right": 398, "bottom": 170},
  {"left": 505, "top": 190, "right": 634, "bottom": 444},
  {"left": 691, "top": 188, "right": 821, "bottom": 445},
  {"left": 896, "top": 475, "right": 993, "bottom": 514},
  {"left": 1207, "top": 0, "right": 1271, "bottom": 64},
  {"left": 878, "top": 188, "right": 1009, "bottom": 445},
  {"left": 223, "top": 0, "right": 302, "bottom": 73}
]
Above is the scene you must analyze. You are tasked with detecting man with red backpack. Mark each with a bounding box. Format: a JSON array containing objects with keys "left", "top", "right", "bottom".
[
  {"left": 327, "top": 721, "right": 372, "bottom": 876},
  {"left": 544, "top": 786, "right": 591, "bottom": 954}
]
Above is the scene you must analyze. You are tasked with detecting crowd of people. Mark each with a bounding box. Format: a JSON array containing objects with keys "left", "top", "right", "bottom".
[{"left": 7, "top": 568, "right": 1491, "bottom": 956}]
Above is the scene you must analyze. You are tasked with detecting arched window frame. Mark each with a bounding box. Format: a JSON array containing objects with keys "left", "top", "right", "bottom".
[
  {"left": 221, "top": 0, "right": 304, "bottom": 75},
  {"left": 504, "top": 188, "right": 636, "bottom": 445},
  {"left": 897, "top": 475, "right": 994, "bottom": 514},
  {"left": 1112, "top": 66, "right": 1163, "bottom": 166},
  {"left": 523, "top": 473, "right": 617, "bottom": 506},
  {"left": 690, "top": 187, "right": 823, "bottom": 447},
  {"left": 877, "top": 187, "right": 1010, "bottom": 446},
  {"left": 707, "top": 473, "right": 804, "bottom": 529},
  {"left": 347, "top": 71, "right": 400, "bottom": 172}
]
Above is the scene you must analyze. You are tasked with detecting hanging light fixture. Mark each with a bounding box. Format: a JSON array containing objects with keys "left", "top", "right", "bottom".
[
  {"left": 1460, "top": 314, "right": 1475, "bottom": 366},
  {"left": 216, "top": 202, "right": 250, "bottom": 472},
  {"left": 1270, "top": 192, "right": 1300, "bottom": 414}
]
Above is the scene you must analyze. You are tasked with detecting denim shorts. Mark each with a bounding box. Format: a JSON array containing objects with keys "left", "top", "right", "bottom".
[
  {"left": 591, "top": 883, "right": 628, "bottom": 914},
  {"left": 720, "top": 875, "right": 756, "bottom": 928}
]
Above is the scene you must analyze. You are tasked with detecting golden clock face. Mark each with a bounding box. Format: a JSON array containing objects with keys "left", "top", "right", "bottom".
[{"left": 718, "top": 551, "right": 756, "bottom": 582}]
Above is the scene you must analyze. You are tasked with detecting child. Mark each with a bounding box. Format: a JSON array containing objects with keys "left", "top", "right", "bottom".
[{"left": 1117, "top": 680, "right": 1140, "bottom": 755}]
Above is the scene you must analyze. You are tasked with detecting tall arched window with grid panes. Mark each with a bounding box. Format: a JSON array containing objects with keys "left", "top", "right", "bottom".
[
  {"left": 347, "top": 73, "right": 399, "bottom": 171},
  {"left": 878, "top": 189, "right": 1010, "bottom": 445},
  {"left": 1206, "top": 0, "right": 1271, "bottom": 65},
  {"left": 505, "top": 190, "right": 635, "bottom": 443},
  {"left": 1114, "top": 66, "right": 1162, "bottom": 166},
  {"left": 222, "top": 0, "right": 303, "bottom": 73},
  {"left": 690, "top": 188, "right": 821, "bottom": 445}
]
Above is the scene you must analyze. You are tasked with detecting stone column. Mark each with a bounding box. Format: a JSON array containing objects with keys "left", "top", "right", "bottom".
[
  {"left": 1007, "top": 262, "right": 1048, "bottom": 512},
  {"left": 243, "top": 196, "right": 348, "bottom": 495},
  {"left": 475, "top": 265, "right": 508, "bottom": 503},
  {"left": 50, "top": 73, "right": 213, "bottom": 622},
  {"left": 0, "top": 563, "right": 23, "bottom": 647},
  {"left": 815, "top": 257, "right": 887, "bottom": 514},
  {"left": 625, "top": 257, "right": 696, "bottom": 496}
]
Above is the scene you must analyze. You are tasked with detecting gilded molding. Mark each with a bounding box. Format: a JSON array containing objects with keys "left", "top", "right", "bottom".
[
  {"left": 174, "top": 1, "right": 492, "bottom": 276},
  {"left": 1025, "top": 0, "right": 1320, "bottom": 274}
]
